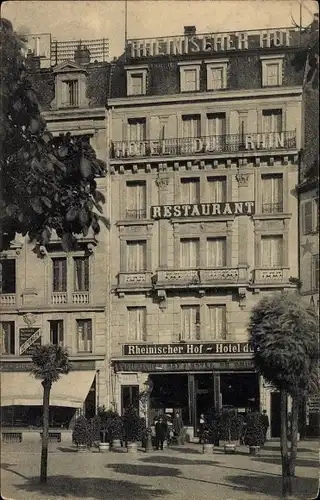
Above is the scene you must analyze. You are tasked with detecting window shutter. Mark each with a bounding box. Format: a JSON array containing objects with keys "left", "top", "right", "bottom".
[{"left": 303, "top": 201, "right": 314, "bottom": 234}]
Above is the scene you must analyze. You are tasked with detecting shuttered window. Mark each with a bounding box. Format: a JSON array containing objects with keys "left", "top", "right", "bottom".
[
  {"left": 261, "top": 235, "right": 283, "bottom": 267},
  {"left": 181, "top": 306, "right": 200, "bottom": 341},
  {"left": 130, "top": 74, "right": 143, "bottom": 95},
  {"left": 302, "top": 200, "right": 317, "bottom": 234},
  {"left": 208, "top": 306, "right": 226, "bottom": 340},
  {"left": 126, "top": 241, "right": 147, "bottom": 272},
  {"left": 180, "top": 239, "right": 200, "bottom": 268},
  {"left": 52, "top": 258, "right": 67, "bottom": 292},
  {"left": 266, "top": 64, "right": 280, "bottom": 86},
  {"left": 74, "top": 257, "right": 89, "bottom": 291},
  {"left": 127, "top": 307, "right": 147, "bottom": 341},
  {"left": 207, "top": 238, "right": 227, "bottom": 267},
  {"left": 77, "top": 319, "right": 92, "bottom": 352},
  {"left": 261, "top": 174, "right": 283, "bottom": 213}
]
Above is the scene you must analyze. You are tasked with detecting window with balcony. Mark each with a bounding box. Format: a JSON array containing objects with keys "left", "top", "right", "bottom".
[
  {"left": 207, "top": 176, "right": 227, "bottom": 202},
  {"left": 207, "top": 305, "right": 226, "bottom": 340},
  {"left": 49, "top": 320, "right": 64, "bottom": 346},
  {"left": 77, "top": 319, "right": 92, "bottom": 352},
  {"left": 126, "top": 240, "right": 147, "bottom": 272},
  {"left": 261, "top": 56, "right": 284, "bottom": 87},
  {"left": 0, "top": 259, "right": 16, "bottom": 293},
  {"left": 74, "top": 257, "right": 89, "bottom": 291},
  {"left": 180, "top": 178, "right": 200, "bottom": 204},
  {"left": 127, "top": 306, "right": 147, "bottom": 341},
  {"left": 0, "top": 321, "right": 15, "bottom": 355},
  {"left": 126, "top": 181, "right": 147, "bottom": 219},
  {"left": 182, "top": 114, "right": 201, "bottom": 138},
  {"left": 179, "top": 64, "right": 200, "bottom": 92},
  {"left": 127, "top": 68, "right": 147, "bottom": 96},
  {"left": 261, "top": 235, "right": 283, "bottom": 267},
  {"left": 207, "top": 113, "right": 226, "bottom": 152},
  {"left": 207, "top": 238, "right": 227, "bottom": 267},
  {"left": 262, "top": 109, "right": 282, "bottom": 133},
  {"left": 302, "top": 199, "right": 318, "bottom": 234},
  {"left": 52, "top": 258, "right": 67, "bottom": 292},
  {"left": 180, "top": 238, "right": 200, "bottom": 268},
  {"left": 312, "top": 254, "right": 319, "bottom": 291},
  {"left": 206, "top": 60, "right": 228, "bottom": 90},
  {"left": 261, "top": 174, "right": 283, "bottom": 213},
  {"left": 128, "top": 118, "right": 146, "bottom": 141},
  {"left": 181, "top": 305, "right": 200, "bottom": 341}
]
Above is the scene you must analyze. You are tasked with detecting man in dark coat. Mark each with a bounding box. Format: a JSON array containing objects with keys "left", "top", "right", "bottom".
[
  {"left": 155, "top": 417, "right": 167, "bottom": 450},
  {"left": 260, "top": 410, "right": 270, "bottom": 442},
  {"left": 173, "top": 412, "right": 184, "bottom": 445}
]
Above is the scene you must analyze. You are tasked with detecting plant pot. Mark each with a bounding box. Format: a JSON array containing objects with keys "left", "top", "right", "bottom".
[
  {"left": 249, "top": 445, "right": 260, "bottom": 456},
  {"left": 127, "top": 441, "right": 138, "bottom": 453},
  {"left": 77, "top": 444, "right": 87, "bottom": 452},
  {"left": 99, "top": 442, "right": 109, "bottom": 453},
  {"left": 202, "top": 443, "right": 214, "bottom": 454},
  {"left": 224, "top": 443, "right": 236, "bottom": 454},
  {"left": 111, "top": 439, "right": 122, "bottom": 450}
]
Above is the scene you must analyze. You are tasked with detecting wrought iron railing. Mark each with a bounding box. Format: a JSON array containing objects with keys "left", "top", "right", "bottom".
[
  {"left": 126, "top": 209, "right": 147, "bottom": 220},
  {"left": 111, "top": 131, "right": 296, "bottom": 159},
  {"left": 262, "top": 202, "right": 283, "bottom": 214}
]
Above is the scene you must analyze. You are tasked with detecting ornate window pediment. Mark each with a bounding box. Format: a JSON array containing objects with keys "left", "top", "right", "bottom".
[{"left": 51, "top": 60, "right": 89, "bottom": 110}]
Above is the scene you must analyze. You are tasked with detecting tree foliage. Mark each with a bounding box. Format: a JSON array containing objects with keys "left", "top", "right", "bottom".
[
  {"left": 31, "top": 343, "right": 71, "bottom": 383},
  {"left": 292, "top": 15, "right": 319, "bottom": 88},
  {"left": 0, "top": 18, "right": 106, "bottom": 251}
]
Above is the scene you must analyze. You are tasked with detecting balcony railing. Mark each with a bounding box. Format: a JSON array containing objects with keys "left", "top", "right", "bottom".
[
  {"left": 72, "top": 292, "right": 90, "bottom": 304},
  {"left": 51, "top": 291, "right": 90, "bottom": 304},
  {"left": 111, "top": 131, "right": 296, "bottom": 159},
  {"left": 253, "top": 267, "right": 290, "bottom": 284},
  {"left": 51, "top": 292, "right": 67, "bottom": 305},
  {"left": 118, "top": 271, "right": 153, "bottom": 288},
  {"left": 0, "top": 294, "right": 16, "bottom": 307},
  {"left": 125, "top": 209, "right": 147, "bottom": 220},
  {"left": 262, "top": 202, "right": 283, "bottom": 214},
  {"left": 155, "top": 267, "right": 248, "bottom": 287}
]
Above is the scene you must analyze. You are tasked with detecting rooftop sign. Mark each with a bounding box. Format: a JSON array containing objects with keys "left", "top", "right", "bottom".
[{"left": 127, "top": 27, "right": 299, "bottom": 58}]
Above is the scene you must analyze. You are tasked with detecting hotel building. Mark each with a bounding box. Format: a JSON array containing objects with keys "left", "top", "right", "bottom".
[{"left": 107, "top": 25, "right": 304, "bottom": 438}]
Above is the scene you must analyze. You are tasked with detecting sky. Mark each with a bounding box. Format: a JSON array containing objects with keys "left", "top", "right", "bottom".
[{"left": 2, "top": 0, "right": 319, "bottom": 58}]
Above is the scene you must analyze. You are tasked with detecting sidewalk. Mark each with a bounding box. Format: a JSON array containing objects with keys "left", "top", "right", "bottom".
[{"left": 1, "top": 440, "right": 318, "bottom": 500}]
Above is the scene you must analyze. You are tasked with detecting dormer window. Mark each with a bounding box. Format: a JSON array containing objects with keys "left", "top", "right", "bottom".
[
  {"left": 126, "top": 66, "right": 148, "bottom": 96},
  {"left": 178, "top": 61, "right": 201, "bottom": 92},
  {"left": 51, "top": 60, "right": 88, "bottom": 110},
  {"left": 205, "top": 59, "right": 228, "bottom": 90},
  {"left": 260, "top": 55, "right": 284, "bottom": 87}
]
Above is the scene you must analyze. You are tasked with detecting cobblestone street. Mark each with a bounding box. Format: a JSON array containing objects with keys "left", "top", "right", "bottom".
[{"left": 1, "top": 440, "right": 318, "bottom": 500}]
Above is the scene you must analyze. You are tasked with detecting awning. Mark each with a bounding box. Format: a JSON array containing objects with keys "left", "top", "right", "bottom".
[{"left": 0, "top": 371, "right": 96, "bottom": 408}]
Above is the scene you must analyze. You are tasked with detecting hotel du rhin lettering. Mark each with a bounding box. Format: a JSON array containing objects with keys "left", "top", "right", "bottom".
[
  {"left": 151, "top": 201, "right": 255, "bottom": 219},
  {"left": 123, "top": 342, "right": 255, "bottom": 356}
]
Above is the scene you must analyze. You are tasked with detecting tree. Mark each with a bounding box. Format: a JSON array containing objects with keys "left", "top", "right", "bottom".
[
  {"left": 0, "top": 18, "right": 106, "bottom": 252},
  {"left": 31, "top": 344, "right": 71, "bottom": 483},
  {"left": 248, "top": 292, "right": 318, "bottom": 497}
]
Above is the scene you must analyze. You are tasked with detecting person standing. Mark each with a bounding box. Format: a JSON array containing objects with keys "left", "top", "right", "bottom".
[
  {"left": 199, "top": 413, "right": 205, "bottom": 444},
  {"left": 173, "top": 411, "right": 184, "bottom": 445},
  {"left": 260, "top": 410, "right": 270, "bottom": 442},
  {"left": 155, "top": 417, "right": 167, "bottom": 450}
]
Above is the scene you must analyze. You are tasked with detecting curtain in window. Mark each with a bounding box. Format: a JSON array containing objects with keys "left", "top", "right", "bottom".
[
  {"left": 126, "top": 182, "right": 147, "bottom": 217},
  {"left": 126, "top": 241, "right": 146, "bottom": 271},
  {"left": 184, "top": 69, "right": 197, "bottom": 91},
  {"left": 207, "top": 114, "right": 226, "bottom": 136},
  {"left": 180, "top": 178, "right": 200, "bottom": 204},
  {"left": 211, "top": 68, "right": 223, "bottom": 89},
  {"left": 77, "top": 319, "right": 92, "bottom": 352},
  {"left": 266, "top": 64, "right": 279, "bottom": 86},
  {"left": 74, "top": 257, "right": 89, "bottom": 291},
  {"left": 182, "top": 115, "right": 201, "bottom": 138},
  {"left": 207, "top": 177, "right": 226, "bottom": 202},
  {"left": 52, "top": 258, "right": 67, "bottom": 292},
  {"left": 128, "top": 119, "right": 146, "bottom": 141},
  {"left": 128, "top": 307, "right": 146, "bottom": 341},
  {"left": 262, "top": 110, "right": 282, "bottom": 133},
  {"left": 262, "top": 175, "right": 283, "bottom": 212},
  {"left": 0, "top": 322, "right": 14, "bottom": 355},
  {"left": 208, "top": 305, "right": 226, "bottom": 340},
  {"left": 180, "top": 239, "right": 200, "bottom": 268},
  {"left": 181, "top": 306, "right": 200, "bottom": 340},
  {"left": 207, "top": 238, "right": 226, "bottom": 267},
  {"left": 261, "top": 236, "right": 283, "bottom": 267}
]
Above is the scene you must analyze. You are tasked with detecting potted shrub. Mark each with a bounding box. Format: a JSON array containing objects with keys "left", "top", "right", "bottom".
[
  {"left": 72, "top": 415, "right": 90, "bottom": 452},
  {"left": 202, "top": 429, "right": 213, "bottom": 454},
  {"left": 98, "top": 407, "right": 123, "bottom": 451},
  {"left": 243, "top": 412, "right": 265, "bottom": 456},
  {"left": 123, "top": 406, "right": 146, "bottom": 453},
  {"left": 219, "top": 409, "right": 242, "bottom": 454}
]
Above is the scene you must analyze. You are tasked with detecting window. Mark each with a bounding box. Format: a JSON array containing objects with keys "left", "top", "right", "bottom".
[
  {"left": 0, "top": 321, "right": 15, "bottom": 355},
  {"left": 207, "top": 238, "right": 227, "bottom": 267},
  {"left": 180, "top": 238, "right": 200, "bottom": 268},
  {"left": 261, "top": 174, "right": 283, "bottom": 213},
  {"left": 128, "top": 118, "right": 146, "bottom": 142},
  {"left": 66, "top": 80, "right": 78, "bottom": 106},
  {"left": 262, "top": 109, "right": 282, "bottom": 133},
  {"left": 121, "top": 385, "right": 139, "bottom": 415},
  {"left": 206, "top": 60, "right": 228, "bottom": 90},
  {"left": 180, "top": 178, "right": 200, "bottom": 204},
  {"left": 312, "top": 254, "right": 319, "bottom": 291},
  {"left": 207, "top": 113, "right": 226, "bottom": 152},
  {"left": 126, "top": 181, "right": 147, "bottom": 219},
  {"left": 208, "top": 305, "right": 226, "bottom": 340},
  {"left": 182, "top": 114, "right": 201, "bottom": 138},
  {"left": 52, "top": 258, "right": 67, "bottom": 292},
  {"left": 127, "top": 68, "right": 147, "bottom": 96},
  {"left": 261, "top": 235, "right": 283, "bottom": 267},
  {"left": 127, "top": 307, "right": 147, "bottom": 341},
  {"left": 77, "top": 319, "right": 92, "bottom": 352},
  {"left": 302, "top": 199, "right": 318, "bottom": 234},
  {"left": 0, "top": 259, "right": 16, "bottom": 293},
  {"left": 126, "top": 240, "right": 147, "bottom": 271},
  {"left": 74, "top": 257, "right": 89, "bottom": 291},
  {"left": 49, "top": 320, "right": 64, "bottom": 346},
  {"left": 207, "top": 176, "right": 227, "bottom": 202},
  {"left": 261, "top": 55, "right": 284, "bottom": 87},
  {"left": 179, "top": 64, "right": 200, "bottom": 92},
  {"left": 181, "top": 306, "right": 200, "bottom": 340}
]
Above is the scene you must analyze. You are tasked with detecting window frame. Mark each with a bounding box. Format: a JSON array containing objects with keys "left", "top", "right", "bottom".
[
  {"left": 261, "top": 234, "right": 284, "bottom": 268},
  {"left": 0, "top": 321, "right": 15, "bottom": 355},
  {"left": 312, "top": 254, "right": 319, "bottom": 292},
  {"left": 261, "top": 173, "right": 284, "bottom": 214},
  {"left": 52, "top": 257, "right": 67, "bottom": 293},
  {"left": 76, "top": 318, "right": 93, "bottom": 353},
  {"left": 206, "top": 237, "right": 227, "bottom": 267},
  {"left": 178, "top": 62, "right": 201, "bottom": 92},
  {"left": 180, "top": 238, "right": 200, "bottom": 268},
  {"left": 302, "top": 199, "right": 318, "bottom": 235},
  {"left": 180, "top": 176, "right": 200, "bottom": 204},
  {"left": 207, "top": 304, "right": 227, "bottom": 340},
  {"left": 260, "top": 55, "right": 284, "bottom": 87},
  {"left": 73, "top": 256, "right": 90, "bottom": 292},
  {"left": 0, "top": 258, "right": 16, "bottom": 294},
  {"left": 180, "top": 305, "right": 201, "bottom": 341},
  {"left": 126, "top": 66, "right": 148, "bottom": 96},
  {"left": 205, "top": 59, "right": 228, "bottom": 91},
  {"left": 127, "top": 306, "right": 147, "bottom": 341},
  {"left": 49, "top": 320, "right": 64, "bottom": 347},
  {"left": 126, "top": 180, "right": 147, "bottom": 219},
  {"left": 125, "top": 239, "right": 147, "bottom": 272}
]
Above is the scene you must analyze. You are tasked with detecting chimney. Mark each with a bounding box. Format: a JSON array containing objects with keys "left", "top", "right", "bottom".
[
  {"left": 74, "top": 44, "right": 91, "bottom": 65},
  {"left": 184, "top": 25, "right": 196, "bottom": 36}
]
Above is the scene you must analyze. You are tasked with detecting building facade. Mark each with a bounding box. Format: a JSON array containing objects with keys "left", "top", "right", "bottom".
[{"left": 107, "top": 26, "right": 304, "bottom": 437}]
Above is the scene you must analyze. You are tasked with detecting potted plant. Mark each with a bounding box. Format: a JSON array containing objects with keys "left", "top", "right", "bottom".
[
  {"left": 219, "top": 409, "right": 242, "bottom": 454},
  {"left": 90, "top": 415, "right": 102, "bottom": 449},
  {"left": 123, "top": 406, "right": 146, "bottom": 453},
  {"left": 72, "top": 415, "right": 90, "bottom": 452},
  {"left": 243, "top": 412, "right": 265, "bottom": 456},
  {"left": 98, "top": 407, "right": 123, "bottom": 451}
]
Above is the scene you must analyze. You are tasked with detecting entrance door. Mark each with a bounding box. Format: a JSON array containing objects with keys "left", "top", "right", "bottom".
[
  {"left": 121, "top": 385, "right": 139, "bottom": 415},
  {"left": 271, "top": 392, "right": 281, "bottom": 438},
  {"left": 194, "top": 374, "right": 214, "bottom": 435}
]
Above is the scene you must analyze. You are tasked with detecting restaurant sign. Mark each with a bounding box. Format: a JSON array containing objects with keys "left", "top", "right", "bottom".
[
  {"left": 127, "top": 28, "right": 299, "bottom": 58},
  {"left": 151, "top": 201, "right": 254, "bottom": 219},
  {"left": 124, "top": 342, "right": 255, "bottom": 356}
]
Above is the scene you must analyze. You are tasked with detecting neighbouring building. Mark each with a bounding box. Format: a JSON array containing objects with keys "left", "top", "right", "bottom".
[
  {"left": 107, "top": 25, "right": 305, "bottom": 439},
  {"left": 0, "top": 44, "right": 111, "bottom": 438}
]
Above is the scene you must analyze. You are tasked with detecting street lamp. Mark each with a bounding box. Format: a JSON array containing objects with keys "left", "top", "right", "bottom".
[{"left": 143, "top": 376, "right": 154, "bottom": 452}]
